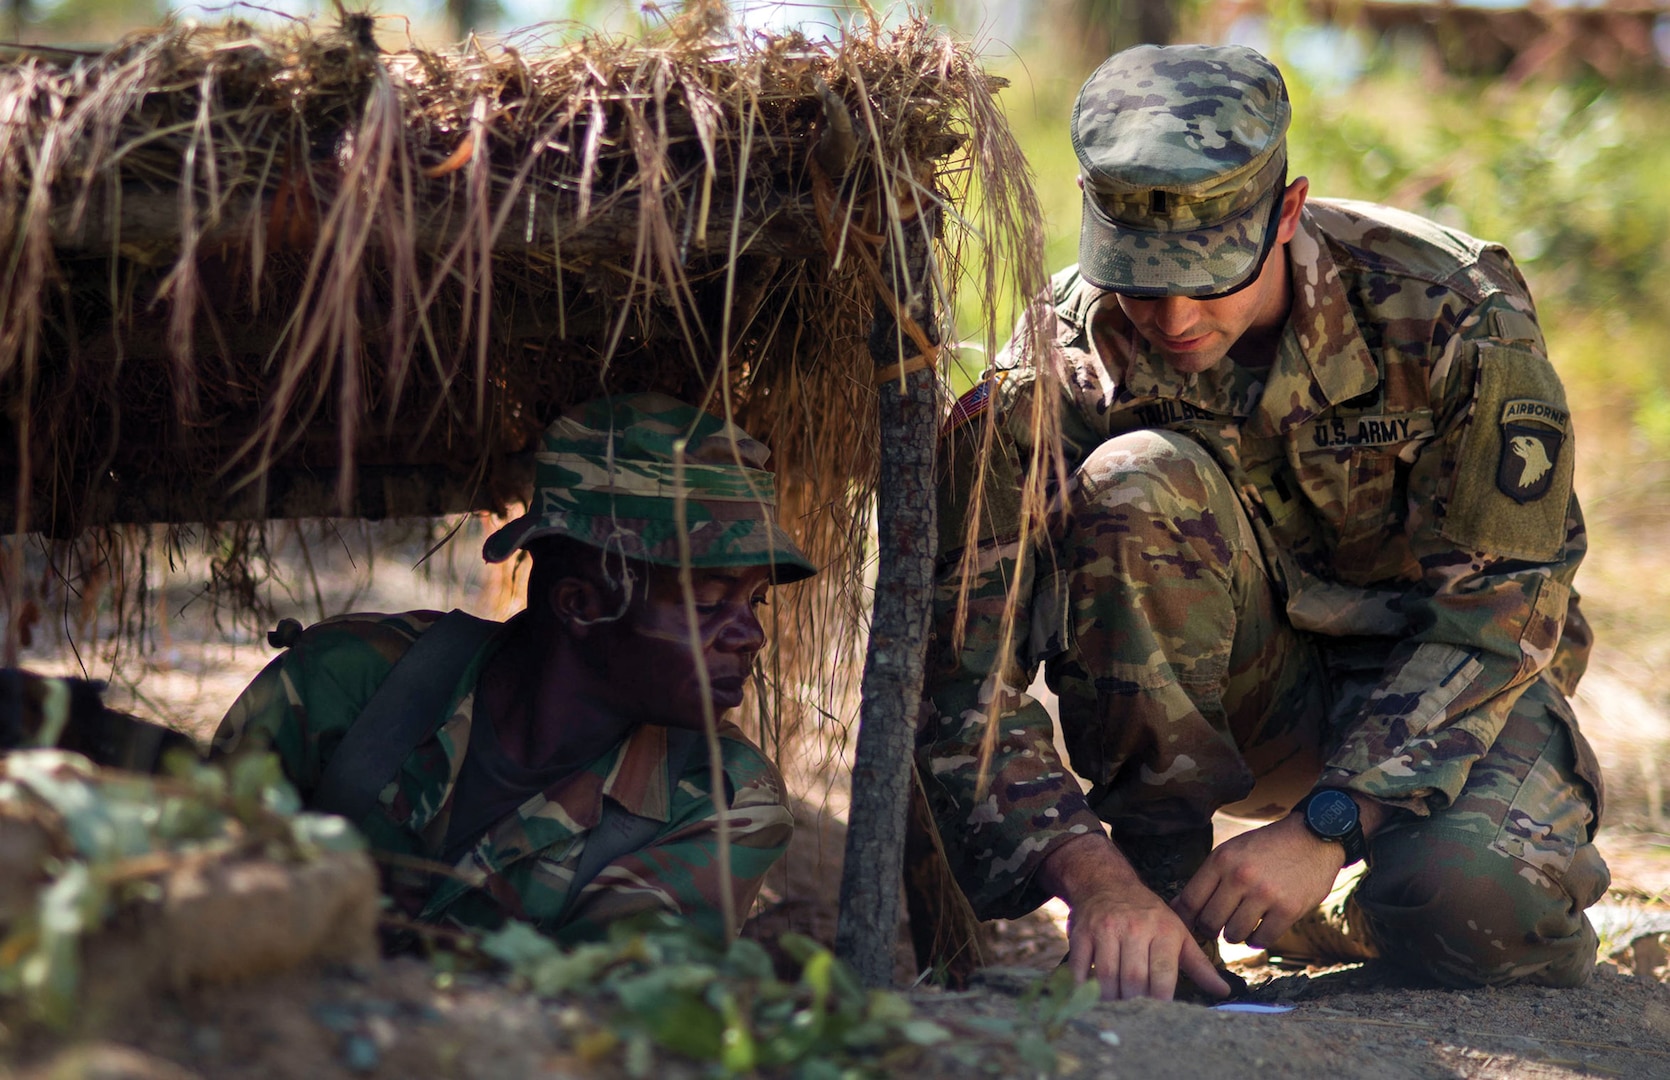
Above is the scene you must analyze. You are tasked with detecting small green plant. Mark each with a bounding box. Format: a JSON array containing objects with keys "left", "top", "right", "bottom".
[
  {"left": 482, "top": 916, "right": 1097, "bottom": 1078},
  {"left": 0, "top": 749, "right": 361, "bottom": 1025}
]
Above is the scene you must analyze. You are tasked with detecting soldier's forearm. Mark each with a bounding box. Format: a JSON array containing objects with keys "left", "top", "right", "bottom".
[{"left": 1036, "top": 831, "right": 1149, "bottom": 909}]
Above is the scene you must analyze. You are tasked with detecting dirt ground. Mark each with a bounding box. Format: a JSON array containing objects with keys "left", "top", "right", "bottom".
[
  {"left": 14, "top": 776, "right": 1670, "bottom": 1080},
  {"left": 5, "top": 788, "right": 1670, "bottom": 1080},
  {"left": 13, "top": 956, "right": 1670, "bottom": 1080},
  {"left": 6, "top": 444, "right": 1670, "bottom": 1079}
]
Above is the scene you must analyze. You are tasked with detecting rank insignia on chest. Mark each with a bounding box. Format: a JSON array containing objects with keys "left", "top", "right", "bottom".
[{"left": 1496, "top": 398, "right": 1568, "bottom": 504}]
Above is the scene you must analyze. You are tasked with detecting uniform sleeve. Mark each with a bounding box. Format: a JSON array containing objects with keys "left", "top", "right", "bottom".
[
  {"left": 915, "top": 379, "right": 1106, "bottom": 921},
  {"left": 554, "top": 733, "right": 794, "bottom": 943},
  {"left": 210, "top": 619, "right": 409, "bottom": 799},
  {"left": 1318, "top": 278, "right": 1583, "bottom": 814}
]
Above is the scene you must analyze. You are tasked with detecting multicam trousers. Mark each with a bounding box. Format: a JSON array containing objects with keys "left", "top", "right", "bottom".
[{"left": 1045, "top": 429, "right": 1609, "bottom": 988}]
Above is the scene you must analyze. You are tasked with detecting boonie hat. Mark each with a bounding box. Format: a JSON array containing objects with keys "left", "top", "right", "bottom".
[
  {"left": 1073, "top": 43, "right": 1291, "bottom": 298},
  {"left": 482, "top": 393, "right": 816, "bottom": 583}
]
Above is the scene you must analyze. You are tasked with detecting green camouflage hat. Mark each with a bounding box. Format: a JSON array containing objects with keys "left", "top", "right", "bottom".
[
  {"left": 1072, "top": 43, "right": 1291, "bottom": 298},
  {"left": 482, "top": 393, "right": 816, "bottom": 583}
]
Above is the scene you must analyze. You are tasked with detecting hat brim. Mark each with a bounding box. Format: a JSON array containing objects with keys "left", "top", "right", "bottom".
[
  {"left": 481, "top": 510, "right": 817, "bottom": 585},
  {"left": 1077, "top": 186, "right": 1280, "bottom": 299}
]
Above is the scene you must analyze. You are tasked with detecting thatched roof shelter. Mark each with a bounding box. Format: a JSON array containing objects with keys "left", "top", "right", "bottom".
[{"left": 0, "top": 9, "right": 1049, "bottom": 670}]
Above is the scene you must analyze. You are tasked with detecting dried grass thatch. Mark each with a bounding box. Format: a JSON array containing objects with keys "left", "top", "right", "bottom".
[{"left": 0, "top": 7, "right": 1055, "bottom": 748}]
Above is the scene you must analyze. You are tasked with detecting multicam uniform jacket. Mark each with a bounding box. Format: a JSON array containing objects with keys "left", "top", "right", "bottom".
[
  {"left": 213, "top": 611, "right": 794, "bottom": 943},
  {"left": 922, "top": 198, "right": 1598, "bottom": 919}
]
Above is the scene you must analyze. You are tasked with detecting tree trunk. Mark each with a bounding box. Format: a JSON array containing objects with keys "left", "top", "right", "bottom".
[
  {"left": 1064, "top": 0, "right": 1179, "bottom": 70},
  {"left": 834, "top": 213, "right": 940, "bottom": 988}
]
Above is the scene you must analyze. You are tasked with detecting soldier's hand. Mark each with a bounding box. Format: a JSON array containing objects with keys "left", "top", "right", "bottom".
[
  {"left": 1040, "top": 832, "right": 1231, "bottom": 1001},
  {"left": 1171, "top": 813, "right": 1344, "bottom": 951}
]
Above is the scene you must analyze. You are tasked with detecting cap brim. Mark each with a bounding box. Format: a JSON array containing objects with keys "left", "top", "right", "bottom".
[
  {"left": 1077, "top": 187, "right": 1278, "bottom": 298},
  {"left": 481, "top": 511, "right": 817, "bottom": 584}
]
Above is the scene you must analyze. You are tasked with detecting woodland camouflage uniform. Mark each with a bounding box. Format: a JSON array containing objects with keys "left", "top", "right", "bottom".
[
  {"left": 215, "top": 394, "right": 812, "bottom": 944},
  {"left": 920, "top": 45, "right": 1608, "bottom": 988}
]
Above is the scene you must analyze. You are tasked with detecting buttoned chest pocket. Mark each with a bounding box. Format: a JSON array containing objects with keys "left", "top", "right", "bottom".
[{"left": 1292, "top": 413, "right": 1435, "bottom": 583}]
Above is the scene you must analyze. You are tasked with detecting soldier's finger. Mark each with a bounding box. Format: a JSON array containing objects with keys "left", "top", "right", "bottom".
[
  {"left": 1189, "top": 880, "right": 1239, "bottom": 939},
  {"left": 1148, "top": 940, "right": 1180, "bottom": 1002},
  {"left": 1067, "top": 926, "right": 1098, "bottom": 991},
  {"left": 1246, "top": 906, "right": 1299, "bottom": 951},
  {"left": 1172, "top": 869, "right": 1214, "bottom": 923},
  {"left": 1094, "top": 938, "right": 1121, "bottom": 1001},
  {"left": 1222, "top": 899, "right": 1265, "bottom": 945},
  {"left": 1179, "top": 937, "right": 1232, "bottom": 999},
  {"left": 1118, "top": 936, "right": 1150, "bottom": 1000}
]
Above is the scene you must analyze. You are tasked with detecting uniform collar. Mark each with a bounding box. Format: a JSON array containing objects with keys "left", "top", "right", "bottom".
[
  {"left": 1084, "top": 207, "right": 1380, "bottom": 433},
  {"left": 1246, "top": 208, "right": 1380, "bottom": 436},
  {"left": 542, "top": 721, "right": 676, "bottom": 829}
]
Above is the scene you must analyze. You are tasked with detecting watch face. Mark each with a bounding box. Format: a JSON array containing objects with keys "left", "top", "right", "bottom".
[{"left": 1305, "top": 789, "right": 1358, "bottom": 840}]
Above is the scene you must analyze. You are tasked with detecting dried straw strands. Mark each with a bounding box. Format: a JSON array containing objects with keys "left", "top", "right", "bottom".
[{"left": 0, "top": 11, "right": 1052, "bottom": 701}]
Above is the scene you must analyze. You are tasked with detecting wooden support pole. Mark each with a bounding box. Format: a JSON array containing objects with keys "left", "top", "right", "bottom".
[{"left": 834, "top": 209, "right": 940, "bottom": 988}]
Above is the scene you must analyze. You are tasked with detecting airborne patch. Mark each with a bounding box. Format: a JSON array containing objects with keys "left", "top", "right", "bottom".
[{"left": 1496, "top": 398, "right": 1569, "bottom": 504}]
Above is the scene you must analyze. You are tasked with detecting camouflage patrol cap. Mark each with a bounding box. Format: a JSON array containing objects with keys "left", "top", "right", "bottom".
[
  {"left": 1073, "top": 43, "right": 1291, "bottom": 298},
  {"left": 482, "top": 393, "right": 816, "bottom": 583}
]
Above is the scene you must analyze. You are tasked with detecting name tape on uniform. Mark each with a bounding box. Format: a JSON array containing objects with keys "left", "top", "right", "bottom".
[{"left": 1303, "top": 413, "right": 1436, "bottom": 451}]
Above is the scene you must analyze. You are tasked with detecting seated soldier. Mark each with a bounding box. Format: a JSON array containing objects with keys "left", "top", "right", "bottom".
[{"left": 211, "top": 393, "right": 815, "bottom": 943}]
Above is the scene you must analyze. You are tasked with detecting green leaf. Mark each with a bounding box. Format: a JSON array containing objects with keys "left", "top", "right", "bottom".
[
  {"left": 480, "top": 920, "right": 558, "bottom": 971},
  {"left": 864, "top": 989, "right": 912, "bottom": 1026},
  {"left": 526, "top": 945, "right": 619, "bottom": 997},
  {"left": 900, "top": 1019, "right": 951, "bottom": 1046},
  {"left": 1058, "top": 975, "right": 1101, "bottom": 1027},
  {"left": 725, "top": 936, "right": 776, "bottom": 980},
  {"left": 1015, "top": 1031, "right": 1058, "bottom": 1075},
  {"left": 802, "top": 948, "right": 833, "bottom": 1010},
  {"left": 718, "top": 990, "right": 758, "bottom": 1073},
  {"left": 635, "top": 992, "right": 724, "bottom": 1059},
  {"left": 777, "top": 931, "right": 824, "bottom": 966},
  {"left": 792, "top": 1058, "right": 845, "bottom": 1080},
  {"left": 288, "top": 813, "right": 366, "bottom": 854},
  {"left": 959, "top": 1014, "right": 1016, "bottom": 1038},
  {"left": 624, "top": 1032, "right": 655, "bottom": 1079},
  {"left": 613, "top": 962, "right": 718, "bottom": 1012}
]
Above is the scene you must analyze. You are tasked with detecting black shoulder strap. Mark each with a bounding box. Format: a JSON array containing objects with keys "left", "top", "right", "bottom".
[
  {"left": 558, "top": 726, "right": 705, "bottom": 923},
  {"left": 312, "top": 610, "right": 500, "bottom": 822}
]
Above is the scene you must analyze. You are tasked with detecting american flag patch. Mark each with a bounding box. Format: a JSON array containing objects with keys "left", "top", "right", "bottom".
[{"left": 942, "top": 376, "right": 999, "bottom": 437}]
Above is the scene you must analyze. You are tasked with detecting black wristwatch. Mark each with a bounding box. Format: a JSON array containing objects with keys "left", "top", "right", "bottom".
[{"left": 1295, "top": 789, "right": 1367, "bottom": 866}]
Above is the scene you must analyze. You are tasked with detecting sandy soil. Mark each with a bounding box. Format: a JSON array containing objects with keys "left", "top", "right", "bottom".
[
  {"left": 6, "top": 498, "right": 1670, "bottom": 1079},
  {"left": 9, "top": 915, "right": 1670, "bottom": 1079},
  {"left": 6, "top": 792, "right": 1670, "bottom": 1080}
]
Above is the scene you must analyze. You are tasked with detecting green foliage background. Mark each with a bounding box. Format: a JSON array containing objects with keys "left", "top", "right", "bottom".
[
  {"left": 958, "top": 20, "right": 1670, "bottom": 457},
  {"left": 960, "top": 10, "right": 1670, "bottom": 691}
]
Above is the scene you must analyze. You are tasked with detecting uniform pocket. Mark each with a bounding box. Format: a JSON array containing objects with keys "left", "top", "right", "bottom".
[
  {"left": 1489, "top": 722, "right": 1591, "bottom": 885},
  {"left": 1291, "top": 412, "right": 1434, "bottom": 575},
  {"left": 1331, "top": 449, "right": 1405, "bottom": 580}
]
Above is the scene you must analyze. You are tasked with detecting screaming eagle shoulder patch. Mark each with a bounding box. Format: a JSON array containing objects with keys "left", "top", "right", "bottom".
[
  {"left": 1497, "top": 399, "right": 1568, "bottom": 504},
  {"left": 1438, "top": 341, "right": 1576, "bottom": 563}
]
